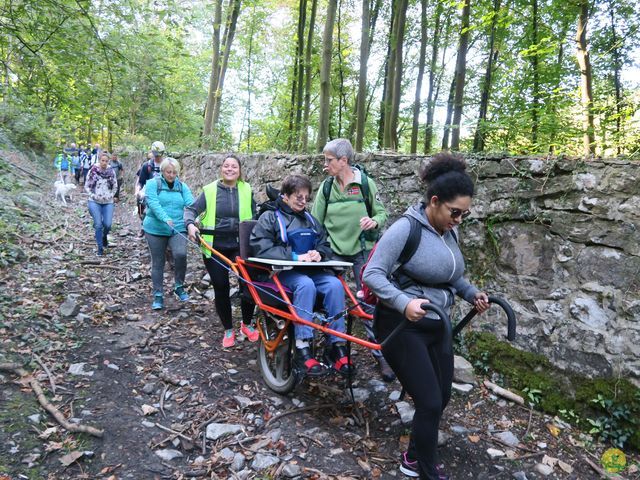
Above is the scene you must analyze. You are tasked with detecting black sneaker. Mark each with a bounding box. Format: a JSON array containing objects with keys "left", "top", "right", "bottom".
[
  {"left": 377, "top": 355, "right": 396, "bottom": 382},
  {"left": 399, "top": 451, "right": 419, "bottom": 478},
  {"left": 103, "top": 233, "right": 109, "bottom": 248},
  {"left": 324, "top": 343, "right": 356, "bottom": 376},
  {"left": 295, "top": 347, "right": 326, "bottom": 377}
]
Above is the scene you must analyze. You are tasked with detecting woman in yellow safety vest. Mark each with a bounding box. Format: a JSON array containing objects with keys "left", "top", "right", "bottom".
[{"left": 185, "top": 155, "right": 257, "bottom": 348}]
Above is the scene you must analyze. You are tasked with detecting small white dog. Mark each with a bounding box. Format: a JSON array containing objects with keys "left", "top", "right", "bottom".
[{"left": 54, "top": 180, "right": 77, "bottom": 205}]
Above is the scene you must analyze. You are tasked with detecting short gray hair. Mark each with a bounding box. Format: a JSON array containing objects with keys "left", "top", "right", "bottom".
[
  {"left": 161, "top": 157, "right": 181, "bottom": 175},
  {"left": 323, "top": 138, "right": 354, "bottom": 164}
]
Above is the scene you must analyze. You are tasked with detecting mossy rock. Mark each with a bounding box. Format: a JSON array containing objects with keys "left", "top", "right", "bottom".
[{"left": 463, "top": 331, "right": 640, "bottom": 450}]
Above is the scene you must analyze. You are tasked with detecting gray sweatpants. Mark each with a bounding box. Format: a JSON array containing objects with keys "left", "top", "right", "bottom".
[{"left": 145, "top": 232, "right": 187, "bottom": 293}]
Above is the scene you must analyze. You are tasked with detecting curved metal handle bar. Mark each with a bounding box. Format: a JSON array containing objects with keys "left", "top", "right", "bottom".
[
  {"left": 380, "top": 302, "right": 452, "bottom": 350},
  {"left": 451, "top": 295, "right": 517, "bottom": 341}
]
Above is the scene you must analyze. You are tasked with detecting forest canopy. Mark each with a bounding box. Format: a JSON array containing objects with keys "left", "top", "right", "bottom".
[{"left": 1, "top": 0, "right": 639, "bottom": 156}]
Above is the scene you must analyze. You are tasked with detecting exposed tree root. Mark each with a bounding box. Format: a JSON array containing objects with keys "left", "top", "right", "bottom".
[{"left": 0, "top": 362, "right": 104, "bottom": 438}]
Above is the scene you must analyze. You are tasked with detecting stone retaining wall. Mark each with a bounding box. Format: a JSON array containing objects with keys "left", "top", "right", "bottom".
[{"left": 123, "top": 152, "right": 640, "bottom": 386}]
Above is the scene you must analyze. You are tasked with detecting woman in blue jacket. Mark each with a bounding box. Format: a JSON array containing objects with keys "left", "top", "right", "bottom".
[{"left": 143, "top": 157, "right": 194, "bottom": 309}]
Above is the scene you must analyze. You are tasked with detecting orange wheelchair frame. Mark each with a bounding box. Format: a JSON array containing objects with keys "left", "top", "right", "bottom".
[{"left": 197, "top": 232, "right": 516, "bottom": 394}]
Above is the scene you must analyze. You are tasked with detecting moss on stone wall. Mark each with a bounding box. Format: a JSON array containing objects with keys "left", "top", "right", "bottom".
[{"left": 462, "top": 331, "right": 640, "bottom": 450}]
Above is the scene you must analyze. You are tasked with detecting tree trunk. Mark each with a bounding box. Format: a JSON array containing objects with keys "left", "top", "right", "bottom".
[
  {"left": 410, "top": 0, "right": 428, "bottom": 153},
  {"left": 354, "top": 0, "right": 371, "bottom": 151},
  {"left": 609, "top": 1, "right": 622, "bottom": 155},
  {"left": 450, "top": 0, "right": 470, "bottom": 151},
  {"left": 383, "top": 0, "right": 408, "bottom": 150},
  {"left": 531, "top": 0, "right": 540, "bottom": 147},
  {"left": 424, "top": 1, "right": 445, "bottom": 154},
  {"left": 86, "top": 116, "right": 92, "bottom": 146},
  {"left": 211, "top": 0, "right": 242, "bottom": 144},
  {"left": 377, "top": 7, "right": 394, "bottom": 150},
  {"left": 336, "top": 0, "right": 345, "bottom": 138},
  {"left": 317, "top": 0, "right": 338, "bottom": 152},
  {"left": 576, "top": 0, "right": 595, "bottom": 155},
  {"left": 302, "top": 0, "right": 318, "bottom": 151},
  {"left": 473, "top": 0, "right": 500, "bottom": 152},
  {"left": 203, "top": 0, "right": 223, "bottom": 146},
  {"left": 289, "top": 0, "right": 307, "bottom": 150},
  {"left": 441, "top": 74, "right": 455, "bottom": 150}
]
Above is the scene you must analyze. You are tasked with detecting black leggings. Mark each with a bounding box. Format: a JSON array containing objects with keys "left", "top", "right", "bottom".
[
  {"left": 203, "top": 248, "right": 254, "bottom": 330},
  {"left": 375, "top": 304, "right": 453, "bottom": 480}
]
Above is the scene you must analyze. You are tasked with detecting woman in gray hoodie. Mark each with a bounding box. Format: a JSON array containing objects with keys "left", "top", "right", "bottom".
[{"left": 363, "top": 153, "right": 489, "bottom": 480}]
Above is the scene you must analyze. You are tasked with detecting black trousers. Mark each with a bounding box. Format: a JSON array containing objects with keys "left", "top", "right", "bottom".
[
  {"left": 202, "top": 248, "right": 254, "bottom": 330},
  {"left": 375, "top": 304, "right": 453, "bottom": 480}
]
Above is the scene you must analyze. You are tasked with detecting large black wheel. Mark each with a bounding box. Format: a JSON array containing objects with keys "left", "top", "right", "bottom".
[{"left": 257, "top": 311, "right": 296, "bottom": 394}]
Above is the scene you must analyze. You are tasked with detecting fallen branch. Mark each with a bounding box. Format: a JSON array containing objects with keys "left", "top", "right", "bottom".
[
  {"left": 32, "top": 353, "right": 57, "bottom": 395},
  {"left": 0, "top": 362, "right": 103, "bottom": 437},
  {"left": 584, "top": 456, "right": 625, "bottom": 480},
  {"left": 484, "top": 434, "right": 537, "bottom": 453},
  {"left": 154, "top": 422, "right": 192, "bottom": 442},
  {"left": 483, "top": 380, "right": 525, "bottom": 405},
  {"left": 265, "top": 403, "right": 337, "bottom": 427}
]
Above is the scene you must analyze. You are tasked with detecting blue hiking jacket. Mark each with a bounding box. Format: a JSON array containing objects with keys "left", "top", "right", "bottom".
[{"left": 143, "top": 176, "right": 194, "bottom": 236}]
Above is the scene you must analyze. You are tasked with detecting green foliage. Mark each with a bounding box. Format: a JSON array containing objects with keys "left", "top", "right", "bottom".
[{"left": 463, "top": 331, "right": 640, "bottom": 450}]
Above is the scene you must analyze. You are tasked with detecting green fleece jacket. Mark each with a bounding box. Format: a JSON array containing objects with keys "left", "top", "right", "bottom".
[{"left": 311, "top": 168, "right": 388, "bottom": 256}]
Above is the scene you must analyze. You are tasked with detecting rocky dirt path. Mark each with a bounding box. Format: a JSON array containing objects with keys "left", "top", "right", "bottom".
[{"left": 1, "top": 150, "right": 638, "bottom": 480}]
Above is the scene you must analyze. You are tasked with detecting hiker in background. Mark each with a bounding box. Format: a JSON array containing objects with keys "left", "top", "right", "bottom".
[
  {"left": 143, "top": 157, "right": 193, "bottom": 310},
  {"left": 53, "top": 149, "right": 71, "bottom": 184},
  {"left": 109, "top": 152, "right": 124, "bottom": 201},
  {"left": 311, "top": 138, "right": 392, "bottom": 381},
  {"left": 70, "top": 144, "right": 82, "bottom": 184},
  {"left": 85, "top": 152, "right": 118, "bottom": 256},
  {"left": 80, "top": 145, "right": 92, "bottom": 185},
  {"left": 185, "top": 154, "right": 258, "bottom": 348},
  {"left": 250, "top": 174, "right": 355, "bottom": 377},
  {"left": 363, "top": 153, "right": 490, "bottom": 480}
]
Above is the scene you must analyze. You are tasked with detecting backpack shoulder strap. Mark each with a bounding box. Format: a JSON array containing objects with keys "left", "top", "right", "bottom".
[
  {"left": 322, "top": 177, "right": 333, "bottom": 203},
  {"left": 398, "top": 215, "right": 422, "bottom": 264},
  {"left": 359, "top": 168, "right": 373, "bottom": 218}
]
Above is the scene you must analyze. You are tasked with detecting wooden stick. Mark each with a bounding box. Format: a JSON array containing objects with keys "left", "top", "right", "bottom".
[
  {"left": 32, "top": 353, "right": 57, "bottom": 395},
  {"left": 153, "top": 422, "right": 192, "bottom": 442},
  {"left": 583, "top": 456, "right": 625, "bottom": 480},
  {"left": 483, "top": 380, "right": 525, "bottom": 405},
  {"left": 0, "top": 363, "right": 103, "bottom": 437},
  {"left": 265, "top": 403, "right": 337, "bottom": 427}
]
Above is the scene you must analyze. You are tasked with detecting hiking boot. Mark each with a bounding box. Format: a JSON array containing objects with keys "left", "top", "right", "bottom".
[
  {"left": 174, "top": 285, "right": 190, "bottom": 302},
  {"left": 152, "top": 291, "right": 164, "bottom": 310},
  {"left": 240, "top": 323, "right": 260, "bottom": 342},
  {"left": 97, "top": 248, "right": 104, "bottom": 257},
  {"left": 377, "top": 355, "right": 396, "bottom": 382},
  {"left": 222, "top": 329, "right": 236, "bottom": 348},
  {"left": 295, "top": 346, "right": 326, "bottom": 377},
  {"left": 324, "top": 342, "right": 355, "bottom": 376}
]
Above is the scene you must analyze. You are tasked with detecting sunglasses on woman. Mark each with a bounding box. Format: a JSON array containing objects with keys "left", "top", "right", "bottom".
[{"left": 445, "top": 205, "right": 471, "bottom": 219}]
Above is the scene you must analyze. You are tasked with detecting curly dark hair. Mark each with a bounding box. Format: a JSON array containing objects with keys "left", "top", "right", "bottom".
[
  {"left": 420, "top": 152, "right": 474, "bottom": 203},
  {"left": 281, "top": 174, "right": 313, "bottom": 196}
]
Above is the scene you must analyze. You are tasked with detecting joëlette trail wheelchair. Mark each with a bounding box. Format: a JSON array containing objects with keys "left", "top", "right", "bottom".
[{"left": 197, "top": 218, "right": 517, "bottom": 395}]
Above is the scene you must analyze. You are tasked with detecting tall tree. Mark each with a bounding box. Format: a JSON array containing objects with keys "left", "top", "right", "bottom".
[
  {"left": 288, "top": 0, "right": 307, "bottom": 150},
  {"left": 317, "top": 0, "right": 338, "bottom": 151},
  {"left": 450, "top": 0, "right": 470, "bottom": 150},
  {"left": 424, "top": 2, "right": 446, "bottom": 153},
  {"left": 301, "top": 0, "right": 318, "bottom": 151},
  {"left": 383, "top": 0, "right": 409, "bottom": 150},
  {"left": 473, "top": 0, "right": 501, "bottom": 152},
  {"left": 203, "top": 0, "right": 223, "bottom": 145},
  {"left": 354, "top": 0, "right": 381, "bottom": 151},
  {"left": 608, "top": 0, "right": 623, "bottom": 154},
  {"left": 410, "top": 0, "right": 429, "bottom": 153},
  {"left": 576, "top": 0, "right": 595, "bottom": 155},
  {"left": 530, "top": 0, "right": 540, "bottom": 147}
]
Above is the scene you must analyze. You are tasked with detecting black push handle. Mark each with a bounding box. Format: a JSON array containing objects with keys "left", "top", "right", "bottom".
[
  {"left": 451, "top": 295, "right": 516, "bottom": 341},
  {"left": 379, "top": 302, "right": 452, "bottom": 350}
]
